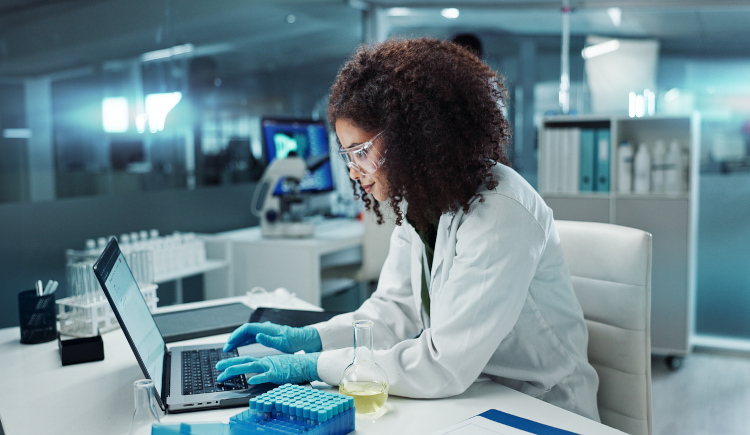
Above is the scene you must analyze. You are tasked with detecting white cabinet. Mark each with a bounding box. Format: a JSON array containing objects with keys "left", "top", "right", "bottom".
[{"left": 538, "top": 114, "right": 700, "bottom": 367}]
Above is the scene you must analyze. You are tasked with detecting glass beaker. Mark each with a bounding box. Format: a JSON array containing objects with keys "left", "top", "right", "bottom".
[
  {"left": 127, "top": 379, "right": 160, "bottom": 435},
  {"left": 338, "top": 320, "right": 389, "bottom": 414}
]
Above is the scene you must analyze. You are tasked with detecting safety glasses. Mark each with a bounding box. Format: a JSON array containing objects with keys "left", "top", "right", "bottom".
[{"left": 337, "top": 131, "right": 385, "bottom": 175}]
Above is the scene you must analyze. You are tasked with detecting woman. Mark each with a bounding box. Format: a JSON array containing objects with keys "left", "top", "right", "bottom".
[{"left": 216, "top": 38, "right": 600, "bottom": 421}]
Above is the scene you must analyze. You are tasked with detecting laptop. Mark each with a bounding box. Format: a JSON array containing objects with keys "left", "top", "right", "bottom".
[{"left": 93, "top": 238, "right": 280, "bottom": 413}]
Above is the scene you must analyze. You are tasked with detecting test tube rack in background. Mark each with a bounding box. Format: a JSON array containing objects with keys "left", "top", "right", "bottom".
[
  {"left": 57, "top": 230, "right": 207, "bottom": 338},
  {"left": 119, "top": 230, "right": 207, "bottom": 281}
]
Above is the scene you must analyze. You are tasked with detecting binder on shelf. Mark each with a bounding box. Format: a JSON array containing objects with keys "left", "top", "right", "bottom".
[
  {"left": 568, "top": 128, "right": 581, "bottom": 194},
  {"left": 538, "top": 129, "right": 549, "bottom": 193},
  {"left": 548, "top": 129, "right": 560, "bottom": 194},
  {"left": 579, "top": 129, "right": 595, "bottom": 192},
  {"left": 558, "top": 129, "right": 569, "bottom": 194},
  {"left": 595, "top": 129, "right": 611, "bottom": 192}
]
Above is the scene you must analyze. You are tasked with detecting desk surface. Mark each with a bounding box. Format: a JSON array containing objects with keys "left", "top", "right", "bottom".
[{"left": 0, "top": 295, "right": 623, "bottom": 435}]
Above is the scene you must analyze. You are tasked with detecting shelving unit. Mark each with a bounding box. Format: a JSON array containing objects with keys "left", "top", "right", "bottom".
[{"left": 539, "top": 114, "right": 700, "bottom": 370}]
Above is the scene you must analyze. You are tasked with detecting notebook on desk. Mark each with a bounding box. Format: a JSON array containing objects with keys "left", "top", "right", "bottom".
[{"left": 93, "top": 238, "right": 280, "bottom": 414}]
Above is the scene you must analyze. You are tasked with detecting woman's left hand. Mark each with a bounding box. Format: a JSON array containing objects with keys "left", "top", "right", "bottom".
[{"left": 216, "top": 352, "right": 321, "bottom": 385}]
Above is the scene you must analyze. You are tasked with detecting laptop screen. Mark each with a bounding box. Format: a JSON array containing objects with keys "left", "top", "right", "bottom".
[{"left": 95, "top": 241, "right": 166, "bottom": 401}]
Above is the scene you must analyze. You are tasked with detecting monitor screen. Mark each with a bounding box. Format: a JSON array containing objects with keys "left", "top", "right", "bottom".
[
  {"left": 261, "top": 118, "right": 334, "bottom": 194},
  {"left": 94, "top": 242, "right": 166, "bottom": 403}
]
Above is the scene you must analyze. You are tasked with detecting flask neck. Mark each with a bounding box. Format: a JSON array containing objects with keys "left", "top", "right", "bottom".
[
  {"left": 353, "top": 320, "right": 374, "bottom": 363},
  {"left": 134, "top": 382, "right": 154, "bottom": 411},
  {"left": 129, "top": 379, "right": 160, "bottom": 434}
]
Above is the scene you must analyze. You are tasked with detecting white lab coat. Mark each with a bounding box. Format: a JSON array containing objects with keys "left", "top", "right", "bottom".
[{"left": 313, "top": 164, "right": 600, "bottom": 422}]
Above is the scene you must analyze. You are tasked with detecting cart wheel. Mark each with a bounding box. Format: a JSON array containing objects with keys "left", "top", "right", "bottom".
[{"left": 666, "top": 355, "right": 684, "bottom": 371}]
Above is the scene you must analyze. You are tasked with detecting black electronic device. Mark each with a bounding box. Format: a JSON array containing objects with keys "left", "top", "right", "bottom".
[
  {"left": 153, "top": 303, "right": 255, "bottom": 343},
  {"left": 249, "top": 307, "right": 342, "bottom": 328}
]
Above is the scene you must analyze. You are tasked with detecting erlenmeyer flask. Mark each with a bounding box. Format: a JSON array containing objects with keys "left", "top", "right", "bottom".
[
  {"left": 338, "top": 320, "right": 389, "bottom": 414},
  {"left": 127, "top": 379, "right": 160, "bottom": 435}
]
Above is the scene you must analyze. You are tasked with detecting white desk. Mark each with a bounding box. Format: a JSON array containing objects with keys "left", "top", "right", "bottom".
[
  {"left": 0, "top": 295, "right": 623, "bottom": 435},
  {"left": 207, "top": 219, "right": 365, "bottom": 306}
]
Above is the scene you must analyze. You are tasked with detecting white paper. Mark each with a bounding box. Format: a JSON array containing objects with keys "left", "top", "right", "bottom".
[{"left": 431, "top": 415, "right": 541, "bottom": 435}]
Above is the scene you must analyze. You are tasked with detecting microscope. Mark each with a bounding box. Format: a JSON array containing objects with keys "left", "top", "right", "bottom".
[{"left": 250, "top": 154, "right": 329, "bottom": 238}]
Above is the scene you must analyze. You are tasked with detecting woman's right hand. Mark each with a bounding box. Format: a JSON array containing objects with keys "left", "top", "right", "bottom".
[{"left": 223, "top": 322, "right": 323, "bottom": 354}]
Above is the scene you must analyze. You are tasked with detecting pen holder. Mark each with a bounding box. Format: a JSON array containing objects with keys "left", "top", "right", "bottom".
[{"left": 19, "top": 288, "right": 58, "bottom": 344}]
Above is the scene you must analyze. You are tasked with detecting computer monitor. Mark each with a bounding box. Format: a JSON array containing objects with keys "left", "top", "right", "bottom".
[{"left": 261, "top": 118, "right": 334, "bottom": 195}]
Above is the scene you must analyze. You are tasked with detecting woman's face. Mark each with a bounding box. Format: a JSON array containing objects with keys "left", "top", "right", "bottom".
[{"left": 335, "top": 118, "right": 390, "bottom": 202}]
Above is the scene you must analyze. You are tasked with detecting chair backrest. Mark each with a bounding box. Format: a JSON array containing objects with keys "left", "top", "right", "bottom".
[{"left": 555, "top": 220, "right": 652, "bottom": 435}]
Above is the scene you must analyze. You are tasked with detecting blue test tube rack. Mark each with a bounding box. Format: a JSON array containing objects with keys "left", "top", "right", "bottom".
[
  {"left": 151, "top": 385, "right": 355, "bottom": 435},
  {"left": 229, "top": 384, "right": 355, "bottom": 435}
]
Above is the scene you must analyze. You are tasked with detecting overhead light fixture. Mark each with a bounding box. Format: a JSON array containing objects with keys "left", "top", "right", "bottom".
[
  {"left": 607, "top": 7, "right": 622, "bottom": 27},
  {"left": 286, "top": 14, "right": 296, "bottom": 24},
  {"left": 141, "top": 43, "right": 194, "bottom": 62},
  {"left": 664, "top": 88, "right": 680, "bottom": 102},
  {"left": 2, "top": 128, "right": 32, "bottom": 139},
  {"left": 581, "top": 39, "right": 620, "bottom": 59},
  {"left": 388, "top": 7, "right": 411, "bottom": 16},
  {"left": 144, "top": 92, "right": 182, "bottom": 133},
  {"left": 441, "top": 8, "right": 459, "bottom": 19},
  {"left": 102, "top": 97, "right": 129, "bottom": 133}
]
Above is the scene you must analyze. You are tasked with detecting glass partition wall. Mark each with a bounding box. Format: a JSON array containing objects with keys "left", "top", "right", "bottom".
[
  {"left": 2, "top": 1, "right": 750, "bottom": 347},
  {"left": 0, "top": 0, "right": 362, "bottom": 203}
]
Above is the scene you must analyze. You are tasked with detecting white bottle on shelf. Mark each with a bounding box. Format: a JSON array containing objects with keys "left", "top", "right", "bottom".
[
  {"left": 664, "top": 140, "right": 683, "bottom": 193},
  {"left": 617, "top": 141, "right": 634, "bottom": 194},
  {"left": 633, "top": 143, "right": 651, "bottom": 194},
  {"left": 652, "top": 140, "right": 666, "bottom": 193}
]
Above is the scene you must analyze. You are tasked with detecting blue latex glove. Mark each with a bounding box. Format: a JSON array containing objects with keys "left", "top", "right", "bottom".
[
  {"left": 223, "top": 322, "right": 322, "bottom": 354},
  {"left": 216, "top": 353, "right": 321, "bottom": 384}
]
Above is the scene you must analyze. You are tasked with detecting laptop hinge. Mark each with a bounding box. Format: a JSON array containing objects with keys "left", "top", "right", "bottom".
[{"left": 163, "top": 349, "right": 171, "bottom": 400}]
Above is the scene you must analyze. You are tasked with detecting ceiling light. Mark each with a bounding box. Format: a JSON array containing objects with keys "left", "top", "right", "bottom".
[
  {"left": 388, "top": 7, "right": 411, "bottom": 16},
  {"left": 664, "top": 88, "right": 680, "bottom": 102},
  {"left": 2, "top": 128, "right": 32, "bottom": 139},
  {"left": 607, "top": 7, "right": 622, "bottom": 27},
  {"left": 286, "top": 14, "right": 296, "bottom": 24},
  {"left": 581, "top": 39, "right": 620, "bottom": 59},
  {"left": 144, "top": 92, "right": 182, "bottom": 133},
  {"left": 141, "top": 43, "right": 194, "bottom": 62},
  {"left": 441, "top": 8, "right": 459, "bottom": 19},
  {"left": 102, "top": 97, "right": 129, "bottom": 133}
]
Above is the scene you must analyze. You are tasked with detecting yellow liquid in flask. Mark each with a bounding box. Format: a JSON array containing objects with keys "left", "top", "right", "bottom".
[{"left": 339, "top": 380, "right": 389, "bottom": 414}]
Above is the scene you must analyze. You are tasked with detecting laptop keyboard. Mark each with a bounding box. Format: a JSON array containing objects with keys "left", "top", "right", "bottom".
[{"left": 181, "top": 348, "right": 248, "bottom": 395}]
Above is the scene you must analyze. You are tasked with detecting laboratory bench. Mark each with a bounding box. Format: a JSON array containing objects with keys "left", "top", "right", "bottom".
[
  {"left": 0, "top": 295, "right": 624, "bottom": 435},
  {"left": 201, "top": 218, "right": 366, "bottom": 305}
]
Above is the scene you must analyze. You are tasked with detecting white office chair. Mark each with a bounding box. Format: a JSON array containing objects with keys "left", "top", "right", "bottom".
[{"left": 555, "top": 220, "right": 653, "bottom": 435}]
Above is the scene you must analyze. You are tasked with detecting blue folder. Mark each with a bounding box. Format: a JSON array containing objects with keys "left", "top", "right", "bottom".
[
  {"left": 595, "top": 129, "right": 611, "bottom": 192},
  {"left": 478, "top": 409, "right": 579, "bottom": 435},
  {"left": 579, "top": 129, "right": 595, "bottom": 192}
]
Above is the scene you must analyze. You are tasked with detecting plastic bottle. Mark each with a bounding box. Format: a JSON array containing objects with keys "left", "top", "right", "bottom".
[
  {"left": 651, "top": 140, "right": 666, "bottom": 193},
  {"left": 633, "top": 143, "right": 651, "bottom": 194},
  {"left": 664, "top": 140, "right": 683, "bottom": 193},
  {"left": 617, "top": 141, "right": 634, "bottom": 194}
]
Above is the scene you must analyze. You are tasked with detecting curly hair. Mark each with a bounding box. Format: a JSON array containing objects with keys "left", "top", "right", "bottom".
[{"left": 328, "top": 37, "right": 511, "bottom": 231}]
